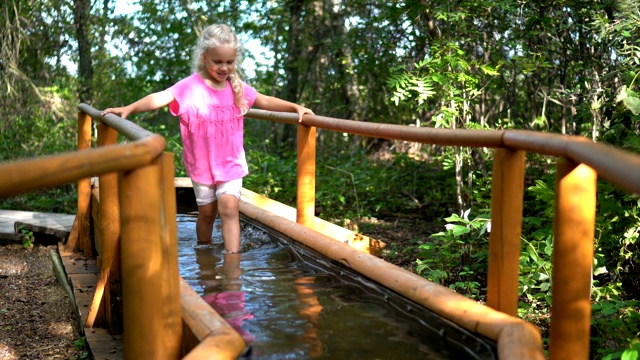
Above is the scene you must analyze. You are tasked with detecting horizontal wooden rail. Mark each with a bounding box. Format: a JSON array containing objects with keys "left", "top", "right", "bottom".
[
  {"left": 247, "top": 109, "right": 640, "bottom": 194},
  {"left": 247, "top": 109, "right": 506, "bottom": 147},
  {"left": 179, "top": 278, "right": 247, "bottom": 359},
  {"left": 503, "top": 130, "right": 640, "bottom": 194},
  {"left": 79, "top": 103, "right": 156, "bottom": 141},
  {"left": 238, "top": 198, "right": 545, "bottom": 359},
  {"left": 245, "top": 109, "right": 640, "bottom": 359},
  {"left": 0, "top": 135, "right": 165, "bottom": 199}
]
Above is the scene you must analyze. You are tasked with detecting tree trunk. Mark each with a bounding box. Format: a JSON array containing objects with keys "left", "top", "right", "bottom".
[
  {"left": 74, "top": 0, "right": 93, "bottom": 104},
  {"left": 278, "top": 0, "right": 305, "bottom": 150}
]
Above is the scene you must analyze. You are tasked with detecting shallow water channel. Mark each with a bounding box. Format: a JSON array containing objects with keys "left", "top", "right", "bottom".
[{"left": 177, "top": 214, "right": 497, "bottom": 360}]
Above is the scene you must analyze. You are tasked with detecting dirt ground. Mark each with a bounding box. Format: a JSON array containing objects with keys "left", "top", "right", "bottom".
[
  {"left": 0, "top": 244, "right": 86, "bottom": 360},
  {"left": 0, "top": 215, "right": 432, "bottom": 360}
]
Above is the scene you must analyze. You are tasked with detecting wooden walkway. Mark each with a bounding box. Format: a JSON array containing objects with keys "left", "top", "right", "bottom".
[
  {"left": 0, "top": 210, "right": 123, "bottom": 359},
  {"left": 57, "top": 243, "right": 124, "bottom": 359}
]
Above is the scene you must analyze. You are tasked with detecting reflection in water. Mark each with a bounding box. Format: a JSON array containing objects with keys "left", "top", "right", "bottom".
[
  {"left": 177, "top": 215, "right": 497, "bottom": 360},
  {"left": 294, "top": 277, "right": 323, "bottom": 357},
  {"left": 199, "top": 251, "right": 255, "bottom": 342}
]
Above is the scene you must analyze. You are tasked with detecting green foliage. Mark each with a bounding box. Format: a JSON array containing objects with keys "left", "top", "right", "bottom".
[
  {"left": 245, "top": 146, "right": 298, "bottom": 205},
  {"left": 513, "top": 177, "right": 556, "bottom": 328},
  {"left": 17, "top": 225, "right": 34, "bottom": 249},
  {"left": 595, "top": 0, "right": 640, "bottom": 150},
  {"left": 71, "top": 336, "right": 90, "bottom": 360},
  {"left": 593, "top": 182, "right": 640, "bottom": 300},
  {"left": 0, "top": 186, "right": 77, "bottom": 214},
  {"left": 388, "top": 41, "right": 499, "bottom": 129},
  {"left": 141, "top": 120, "right": 186, "bottom": 176},
  {"left": 245, "top": 137, "right": 456, "bottom": 224},
  {"left": 0, "top": 85, "right": 78, "bottom": 214},
  {"left": 519, "top": 172, "right": 640, "bottom": 358},
  {"left": 0, "top": 95, "right": 77, "bottom": 161},
  {"left": 617, "top": 85, "right": 640, "bottom": 116},
  {"left": 594, "top": 300, "right": 640, "bottom": 360},
  {"left": 416, "top": 210, "right": 490, "bottom": 300}
]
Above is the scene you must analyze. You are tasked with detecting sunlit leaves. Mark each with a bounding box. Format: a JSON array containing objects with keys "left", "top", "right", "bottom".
[
  {"left": 616, "top": 85, "right": 640, "bottom": 115},
  {"left": 388, "top": 41, "right": 496, "bottom": 128}
]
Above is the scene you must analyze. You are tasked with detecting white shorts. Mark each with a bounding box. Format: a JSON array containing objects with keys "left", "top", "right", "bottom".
[{"left": 191, "top": 178, "right": 243, "bottom": 206}]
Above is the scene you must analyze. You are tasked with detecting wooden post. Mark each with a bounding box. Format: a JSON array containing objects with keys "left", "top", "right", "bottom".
[
  {"left": 550, "top": 159, "right": 596, "bottom": 360},
  {"left": 487, "top": 148, "right": 526, "bottom": 316},
  {"left": 296, "top": 125, "right": 317, "bottom": 228},
  {"left": 86, "top": 123, "right": 122, "bottom": 330},
  {"left": 160, "top": 152, "right": 182, "bottom": 355},
  {"left": 69, "top": 110, "right": 93, "bottom": 254},
  {"left": 119, "top": 157, "right": 181, "bottom": 359}
]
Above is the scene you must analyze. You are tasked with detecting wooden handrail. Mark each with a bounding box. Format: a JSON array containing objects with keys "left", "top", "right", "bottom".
[
  {"left": 238, "top": 197, "right": 544, "bottom": 359},
  {"left": 247, "top": 109, "right": 506, "bottom": 147},
  {"left": 79, "top": 103, "right": 157, "bottom": 141},
  {"left": 503, "top": 130, "right": 640, "bottom": 194},
  {"left": 248, "top": 109, "right": 640, "bottom": 194},
  {"left": 0, "top": 136, "right": 165, "bottom": 199},
  {"left": 244, "top": 108, "right": 640, "bottom": 359}
]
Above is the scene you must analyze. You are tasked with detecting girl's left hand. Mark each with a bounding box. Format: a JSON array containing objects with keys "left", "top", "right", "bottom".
[{"left": 296, "top": 106, "right": 314, "bottom": 123}]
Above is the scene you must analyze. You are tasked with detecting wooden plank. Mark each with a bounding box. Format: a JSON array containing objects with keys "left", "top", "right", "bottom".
[
  {"left": 0, "top": 210, "right": 75, "bottom": 245},
  {"left": 86, "top": 329, "right": 124, "bottom": 360},
  {"left": 62, "top": 256, "right": 100, "bottom": 274},
  {"left": 57, "top": 242, "right": 123, "bottom": 359}
]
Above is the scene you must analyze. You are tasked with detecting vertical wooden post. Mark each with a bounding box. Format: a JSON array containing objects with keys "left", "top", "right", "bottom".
[
  {"left": 160, "top": 152, "right": 182, "bottom": 355},
  {"left": 487, "top": 148, "right": 526, "bottom": 316},
  {"left": 85, "top": 123, "right": 122, "bottom": 330},
  {"left": 69, "top": 110, "right": 93, "bottom": 254},
  {"left": 550, "top": 160, "right": 596, "bottom": 360},
  {"left": 119, "top": 157, "right": 180, "bottom": 359},
  {"left": 296, "top": 125, "right": 317, "bottom": 228}
]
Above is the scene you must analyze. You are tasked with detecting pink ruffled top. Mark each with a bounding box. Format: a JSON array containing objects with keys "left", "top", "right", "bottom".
[{"left": 167, "top": 73, "right": 257, "bottom": 184}]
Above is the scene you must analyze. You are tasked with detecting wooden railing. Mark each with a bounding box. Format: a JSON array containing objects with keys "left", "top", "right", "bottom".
[
  {"left": 0, "top": 107, "right": 183, "bottom": 357},
  {"left": 244, "top": 108, "right": 640, "bottom": 360},
  {"left": 1, "top": 103, "right": 638, "bottom": 359}
]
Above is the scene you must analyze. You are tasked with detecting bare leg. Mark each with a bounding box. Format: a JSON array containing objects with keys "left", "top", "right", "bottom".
[
  {"left": 217, "top": 194, "right": 240, "bottom": 252},
  {"left": 196, "top": 202, "right": 217, "bottom": 244}
]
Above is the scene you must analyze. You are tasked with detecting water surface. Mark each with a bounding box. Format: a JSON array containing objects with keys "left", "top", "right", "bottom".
[{"left": 177, "top": 214, "right": 496, "bottom": 359}]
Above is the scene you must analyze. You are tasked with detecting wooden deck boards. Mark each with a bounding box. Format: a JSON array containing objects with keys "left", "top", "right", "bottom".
[{"left": 58, "top": 243, "right": 124, "bottom": 360}]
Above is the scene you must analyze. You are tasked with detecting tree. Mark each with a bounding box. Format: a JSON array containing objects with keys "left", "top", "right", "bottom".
[{"left": 73, "top": 0, "right": 93, "bottom": 104}]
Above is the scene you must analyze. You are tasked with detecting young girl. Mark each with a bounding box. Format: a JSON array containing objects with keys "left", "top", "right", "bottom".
[{"left": 102, "top": 24, "right": 314, "bottom": 253}]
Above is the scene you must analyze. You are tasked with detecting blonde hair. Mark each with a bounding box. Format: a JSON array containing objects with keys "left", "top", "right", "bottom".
[{"left": 192, "top": 24, "right": 248, "bottom": 115}]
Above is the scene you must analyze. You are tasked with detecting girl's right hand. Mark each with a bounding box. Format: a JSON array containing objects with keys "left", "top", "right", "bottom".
[
  {"left": 101, "top": 106, "right": 131, "bottom": 119},
  {"left": 100, "top": 91, "right": 175, "bottom": 119}
]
